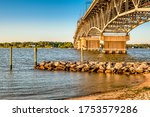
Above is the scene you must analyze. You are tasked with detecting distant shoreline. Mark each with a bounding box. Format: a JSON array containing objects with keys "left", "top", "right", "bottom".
[
  {"left": 0, "top": 41, "right": 74, "bottom": 48},
  {"left": 0, "top": 47, "right": 74, "bottom": 49},
  {"left": 0, "top": 47, "right": 150, "bottom": 49},
  {"left": 0, "top": 42, "right": 150, "bottom": 48}
]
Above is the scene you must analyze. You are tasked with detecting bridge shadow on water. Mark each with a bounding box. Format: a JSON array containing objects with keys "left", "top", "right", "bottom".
[{"left": 82, "top": 49, "right": 150, "bottom": 62}]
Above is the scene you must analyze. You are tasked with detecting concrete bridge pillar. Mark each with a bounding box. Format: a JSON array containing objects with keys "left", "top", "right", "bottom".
[
  {"left": 76, "top": 37, "right": 100, "bottom": 51},
  {"left": 86, "top": 37, "right": 100, "bottom": 51},
  {"left": 101, "top": 35, "right": 130, "bottom": 54},
  {"left": 80, "top": 37, "right": 87, "bottom": 50},
  {"left": 76, "top": 37, "right": 87, "bottom": 50},
  {"left": 77, "top": 40, "right": 81, "bottom": 50}
]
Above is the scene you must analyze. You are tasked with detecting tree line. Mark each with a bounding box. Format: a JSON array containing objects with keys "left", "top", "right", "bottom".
[
  {"left": 0, "top": 41, "right": 74, "bottom": 48},
  {"left": 0, "top": 42, "right": 149, "bottom": 49}
]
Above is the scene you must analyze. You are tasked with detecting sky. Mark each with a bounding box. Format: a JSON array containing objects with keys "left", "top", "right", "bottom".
[{"left": 0, "top": 0, "right": 150, "bottom": 44}]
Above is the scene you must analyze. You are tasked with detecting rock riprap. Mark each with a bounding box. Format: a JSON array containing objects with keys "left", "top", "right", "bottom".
[{"left": 35, "top": 61, "right": 150, "bottom": 74}]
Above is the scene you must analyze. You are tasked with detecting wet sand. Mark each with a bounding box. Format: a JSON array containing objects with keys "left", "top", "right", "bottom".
[{"left": 68, "top": 74, "right": 150, "bottom": 100}]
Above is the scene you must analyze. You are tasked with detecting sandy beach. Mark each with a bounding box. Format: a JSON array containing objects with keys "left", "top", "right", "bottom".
[{"left": 68, "top": 74, "right": 150, "bottom": 100}]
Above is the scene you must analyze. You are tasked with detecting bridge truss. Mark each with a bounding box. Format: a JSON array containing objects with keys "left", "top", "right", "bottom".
[{"left": 74, "top": 0, "right": 150, "bottom": 42}]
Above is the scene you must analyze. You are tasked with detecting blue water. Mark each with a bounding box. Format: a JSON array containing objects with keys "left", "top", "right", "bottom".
[{"left": 0, "top": 48, "right": 149, "bottom": 100}]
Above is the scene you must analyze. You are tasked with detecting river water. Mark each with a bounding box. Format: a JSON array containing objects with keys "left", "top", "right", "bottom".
[{"left": 0, "top": 48, "right": 149, "bottom": 100}]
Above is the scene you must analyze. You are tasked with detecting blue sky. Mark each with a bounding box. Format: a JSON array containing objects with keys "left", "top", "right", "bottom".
[{"left": 0, "top": 0, "right": 150, "bottom": 43}]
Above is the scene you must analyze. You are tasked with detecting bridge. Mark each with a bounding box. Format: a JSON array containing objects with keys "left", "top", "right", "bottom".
[{"left": 74, "top": 0, "right": 150, "bottom": 54}]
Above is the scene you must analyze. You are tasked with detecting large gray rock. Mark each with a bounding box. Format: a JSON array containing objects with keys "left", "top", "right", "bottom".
[
  {"left": 39, "top": 65, "right": 45, "bottom": 70},
  {"left": 89, "top": 67, "right": 99, "bottom": 73},
  {"left": 139, "top": 63, "right": 148, "bottom": 69},
  {"left": 129, "top": 67, "right": 136, "bottom": 74},
  {"left": 89, "top": 61, "right": 96, "bottom": 65},
  {"left": 39, "top": 61, "right": 46, "bottom": 66},
  {"left": 44, "top": 63, "right": 50, "bottom": 69},
  {"left": 99, "top": 65, "right": 105, "bottom": 70},
  {"left": 66, "top": 63, "right": 71, "bottom": 68},
  {"left": 55, "top": 66, "right": 65, "bottom": 71},
  {"left": 70, "top": 68, "right": 77, "bottom": 72},
  {"left": 105, "top": 70, "right": 112, "bottom": 73},
  {"left": 106, "top": 63, "right": 113, "bottom": 70},
  {"left": 97, "top": 69, "right": 105, "bottom": 73},
  {"left": 48, "top": 67, "right": 53, "bottom": 71},
  {"left": 126, "top": 62, "right": 135, "bottom": 67},
  {"left": 114, "top": 63, "right": 123, "bottom": 69},
  {"left": 76, "top": 65, "right": 84, "bottom": 69},
  {"left": 76, "top": 61, "right": 81, "bottom": 65},
  {"left": 60, "top": 61, "right": 66, "bottom": 65},
  {"left": 136, "top": 67, "right": 144, "bottom": 74},
  {"left": 148, "top": 67, "right": 150, "bottom": 71},
  {"left": 82, "top": 67, "right": 90, "bottom": 72},
  {"left": 70, "top": 64, "right": 76, "bottom": 68},
  {"left": 54, "top": 62, "right": 60, "bottom": 67}
]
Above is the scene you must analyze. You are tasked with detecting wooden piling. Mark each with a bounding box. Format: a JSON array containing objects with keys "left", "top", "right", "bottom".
[
  {"left": 34, "top": 47, "right": 37, "bottom": 66},
  {"left": 80, "top": 46, "right": 83, "bottom": 63},
  {"left": 10, "top": 47, "right": 12, "bottom": 70}
]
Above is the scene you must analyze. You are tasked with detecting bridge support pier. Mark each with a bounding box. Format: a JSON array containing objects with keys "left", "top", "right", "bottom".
[
  {"left": 101, "top": 35, "right": 130, "bottom": 54},
  {"left": 86, "top": 38, "right": 100, "bottom": 51},
  {"left": 76, "top": 38, "right": 87, "bottom": 50},
  {"left": 76, "top": 37, "right": 100, "bottom": 51},
  {"left": 76, "top": 40, "right": 81, "bottom": 50},
  {"left": 80, "top": 37, "right": 87, "bottom": 50}
]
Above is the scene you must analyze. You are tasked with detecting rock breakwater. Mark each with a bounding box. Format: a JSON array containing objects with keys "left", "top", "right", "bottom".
[{"left": 35, "top": 61, "right": 150, "bottom": 74}]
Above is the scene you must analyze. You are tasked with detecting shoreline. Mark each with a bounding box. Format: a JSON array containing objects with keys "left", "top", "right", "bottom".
[{"left": 67, "top": 74, "right": 150, "bottom": 100}]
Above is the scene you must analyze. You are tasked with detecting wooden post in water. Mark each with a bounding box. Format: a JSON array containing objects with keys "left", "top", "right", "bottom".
[
  {"left": 80, "top": 46, "right": 84, "bottom": 63},
  {"left": 34, "top": 47, "right": 37, "bottom": 66},
  {"left": 10, "top": 47, "right": 12, "bottom": 70}
]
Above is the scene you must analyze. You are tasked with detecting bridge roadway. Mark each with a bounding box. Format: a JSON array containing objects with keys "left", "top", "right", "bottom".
[{"left": 74, "top": 0, "right": 150, "bottom": 54}]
